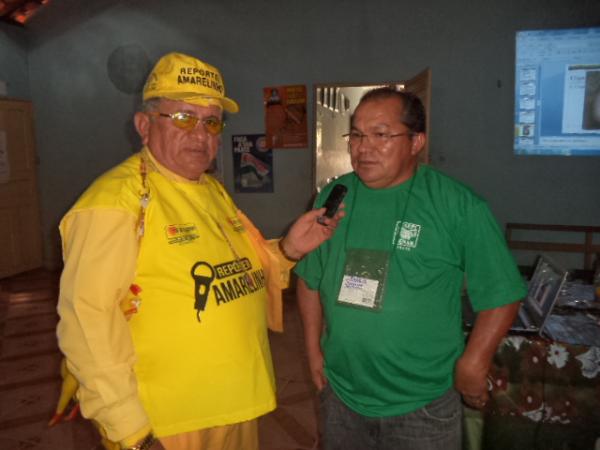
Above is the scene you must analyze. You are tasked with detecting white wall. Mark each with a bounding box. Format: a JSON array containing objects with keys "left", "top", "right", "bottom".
[{"left": 5, "top": 0, "right": 600, "bottom": 269}]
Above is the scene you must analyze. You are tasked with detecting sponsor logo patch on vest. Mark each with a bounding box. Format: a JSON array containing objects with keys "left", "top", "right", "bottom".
[
  {"left": 394, "top": 221, "right": 422, "bottom": 251},
  {"left": 165, "top": 223, "right": 199, "bottom": 245}
]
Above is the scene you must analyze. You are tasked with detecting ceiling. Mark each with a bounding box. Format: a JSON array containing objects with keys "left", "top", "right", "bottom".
[{"left": 0, "top": 0, "right": 49, "bottom": 26}]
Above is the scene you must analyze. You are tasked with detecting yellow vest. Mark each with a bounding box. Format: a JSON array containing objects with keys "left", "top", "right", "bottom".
[{"left": 72, "top": 151, "right": 276, "bottom": 437}]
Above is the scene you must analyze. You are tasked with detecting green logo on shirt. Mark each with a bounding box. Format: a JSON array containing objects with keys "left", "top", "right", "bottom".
[{"left": 395, "top": 221, "right": 421, "bottom": 251}]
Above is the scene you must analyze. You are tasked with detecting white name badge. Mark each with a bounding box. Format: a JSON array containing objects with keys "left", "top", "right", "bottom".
[
  {"left": 336, "top": 248, "right": 389, "bottom": 311},
  {"left": 337, "top": 275, "right": 380, "bottom": 309}
]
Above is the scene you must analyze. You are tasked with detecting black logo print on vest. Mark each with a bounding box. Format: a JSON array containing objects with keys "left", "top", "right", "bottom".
[{"left": 190, "top": 261, "right": 216, "bottom": 322}]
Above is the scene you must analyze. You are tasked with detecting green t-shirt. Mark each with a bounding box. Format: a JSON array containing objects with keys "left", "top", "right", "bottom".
[{"left": 295, "top": 166, "right": 526, "bottom": 417}]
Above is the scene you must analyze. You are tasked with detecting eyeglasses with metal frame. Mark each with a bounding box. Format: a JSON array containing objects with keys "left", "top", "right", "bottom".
[
  {"left": 151, "top": 111, "right": 225, "bottom": 135},
  {"left": 342, "top": 131, "right": 414, "bottom": 147}
]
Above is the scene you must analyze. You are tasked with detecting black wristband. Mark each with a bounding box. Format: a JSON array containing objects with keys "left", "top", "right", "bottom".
[{"left": 278, "top": 238, "right": 299, "bottom": 262}]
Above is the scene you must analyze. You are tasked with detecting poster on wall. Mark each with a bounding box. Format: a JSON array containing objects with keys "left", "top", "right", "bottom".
[
  {"left": 264, "top": 85, "right": 308, "bottom": 148},
  {"left": 232, "top": 134, "right": 273, "bottom": 193},
  {"left": 0, "top": 131, "right": 9, "bottom": 184}
]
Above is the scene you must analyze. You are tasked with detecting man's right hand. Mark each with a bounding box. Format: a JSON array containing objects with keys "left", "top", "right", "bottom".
[
  {"left": 307, "top": 348, "right": 327, "bottom": 391},
  {"left": 296, "top": 278, "right": 327, "bottom": 391}
]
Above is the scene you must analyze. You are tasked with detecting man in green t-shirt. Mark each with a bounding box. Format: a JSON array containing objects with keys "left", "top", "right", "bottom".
[{"left": 294, "top": 87, "right": 526, "bottom": 450}]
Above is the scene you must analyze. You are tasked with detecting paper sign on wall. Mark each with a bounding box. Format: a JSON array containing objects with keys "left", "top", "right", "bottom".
[
  {"left": 264, "top": 85, "right": 308, "bottom": 148},
  {"left": 232, "top": 134, "right": 273, "bottom": 193}
]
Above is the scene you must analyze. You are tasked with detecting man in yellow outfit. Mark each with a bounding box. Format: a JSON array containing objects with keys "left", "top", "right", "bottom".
[{"left": 56, "top": 52, "right": 342, "bottom": 450}]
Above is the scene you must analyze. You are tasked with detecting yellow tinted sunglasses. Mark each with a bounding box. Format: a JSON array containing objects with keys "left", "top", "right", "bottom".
[{"left": 152, "top": 112, "right": 224, "bottom": 135}]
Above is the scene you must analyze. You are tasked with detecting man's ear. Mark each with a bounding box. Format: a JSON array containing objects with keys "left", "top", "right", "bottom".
[
  {"left": 134, "top": 112, "right": 151, "bottom": 145},
  {"left": 410, "top": 132, "right": 426, "bottom": 156}
]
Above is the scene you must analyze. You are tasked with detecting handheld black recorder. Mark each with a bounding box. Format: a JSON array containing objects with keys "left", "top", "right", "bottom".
[{"left": 317, "top": 184, "right": 347, "bottom": 225}]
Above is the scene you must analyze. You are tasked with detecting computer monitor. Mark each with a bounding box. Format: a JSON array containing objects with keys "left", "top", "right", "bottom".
[{"left": 514, "top": 26, "right": 600, "bottom": 156}]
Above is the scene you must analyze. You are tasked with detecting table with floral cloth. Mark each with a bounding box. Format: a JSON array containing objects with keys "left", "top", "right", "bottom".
[{"left": 481, "top": 335, "right": 600, "bottom": 450}]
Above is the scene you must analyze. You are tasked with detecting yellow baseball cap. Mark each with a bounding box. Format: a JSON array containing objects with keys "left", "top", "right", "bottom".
[{"left": 143, "top": 52, "right": 239, "bottom": 113}]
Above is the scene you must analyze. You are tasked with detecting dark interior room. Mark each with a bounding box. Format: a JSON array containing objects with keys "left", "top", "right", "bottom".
[{"left": 1, "top": 1, "right": 599, "bottom": 449}]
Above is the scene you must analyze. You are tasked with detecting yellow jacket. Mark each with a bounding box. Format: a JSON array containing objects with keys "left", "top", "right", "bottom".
[{"left": 56, "top": 148, "right": 294, "bottom": 446}]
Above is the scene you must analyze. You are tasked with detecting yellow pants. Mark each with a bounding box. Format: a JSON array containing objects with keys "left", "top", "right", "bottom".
[{"left": 159, "top": 419, "right": 258, "bottom": 450}]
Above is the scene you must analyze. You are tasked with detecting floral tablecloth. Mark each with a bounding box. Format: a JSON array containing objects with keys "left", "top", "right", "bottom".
[{"left": 481, "top": 335, "right": 600, "bottom": 449}]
